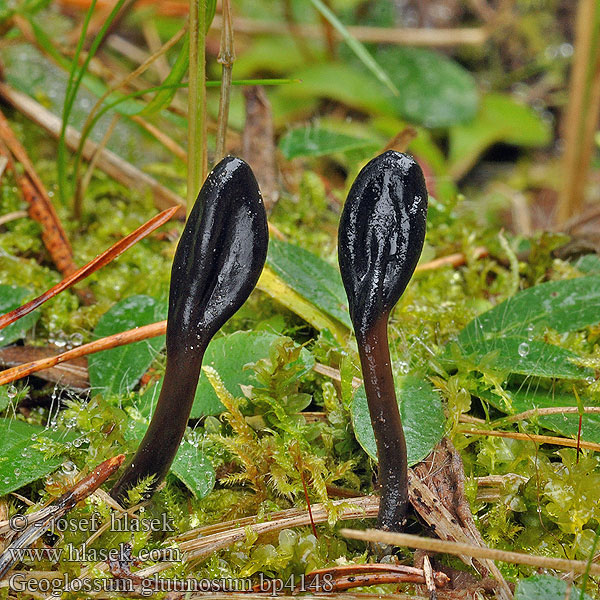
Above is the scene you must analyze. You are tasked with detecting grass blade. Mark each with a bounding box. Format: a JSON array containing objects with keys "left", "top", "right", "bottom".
[{"left": 307, "top": 0, "right": 399, "bottom": 96}]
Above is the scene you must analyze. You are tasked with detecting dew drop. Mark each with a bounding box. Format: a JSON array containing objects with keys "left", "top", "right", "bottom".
[
  {"left": 61, "top": 461, "right": 76, "bottom": 475},
  {"left": 7, "top": 385, "right": 17, "bottom": 399},
  {"left": 518, "top": 342, "right": 530, "bottom": 357}
]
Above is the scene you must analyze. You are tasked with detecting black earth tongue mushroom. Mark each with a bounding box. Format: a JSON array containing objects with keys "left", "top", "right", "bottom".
[
  {"left": 338, "top": 150, "right": 428, "bottom": 533},
  {"left": 110, "top": 156, "right": 268, "bottom": 504}
]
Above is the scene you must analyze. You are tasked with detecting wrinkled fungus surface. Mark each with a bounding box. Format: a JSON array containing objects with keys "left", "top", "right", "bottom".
[
  {"left": 111, "top": 156, "right": 269, "bottom": 502},
  {"left": 338, "top": 150, "right": 428, "bottom": 532}
]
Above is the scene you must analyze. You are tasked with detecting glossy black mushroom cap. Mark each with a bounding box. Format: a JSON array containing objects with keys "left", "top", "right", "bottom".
[
  {"left": 111, "top": 156, "right": 268, "bottom": 503},
  {"left": 338, "top": 150, "right": 428, "bottom": 533},
  {"left": 338, "top": 150, "right": 427, "bottom": 341},
  {"left": 168, "top": 156, "right": 269, "bottom": 354}
]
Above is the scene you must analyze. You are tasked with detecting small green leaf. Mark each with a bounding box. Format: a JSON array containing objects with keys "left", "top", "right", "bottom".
[
  {"left": 0, "top": 285, "right": 40, "bottom": 347},
  {"left": 374, "top": 46, "right": 478, "bottom": 127},
  {"left": 449, "top": 93, "right": 551, "bottom": 178},
  {"left": 0, "top": 419, "right": 75, "bottom": 496},
  {"left": 124, "top": 421, "right": 215, "bottom": 499},
  {"left": 170, "top": 438, "right": 215, "bottom": 499},
  {"left": 459, "top": 276, "right": 600, "bottom": 344},
  {"left": 575, "top": 255, "right": 600, "bottom": 274},
  {"left": 515, "top": 575, "right": 592, "bottom": 600},
  {"left": 192, "top": 331, "right": 313, "bottom": 417},
  {"left": 351, "top": 376, "right": 445, "bottom": 466},
  {"left": 88, "top": 295, "right": 167, "bottom": 396},
  {"left": 279, "top": 126, "right": 378, "bottom": 159},
  {"left": 280, "top": 63, "right": 396, "bottom": 117},
  {"left": 266, "top": 240, "right": 351, "bottom": 329},
  {"left": 458, "top": 337, "right": 592, "bottom": 380},
  {"left": 141, "top": 31, "right": 189, "bottom": 115},
  {"left": 135, "top": 331, "right": 314, "bottom": 418}
]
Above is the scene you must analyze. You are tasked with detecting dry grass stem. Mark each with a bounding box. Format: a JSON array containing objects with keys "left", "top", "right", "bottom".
[
  {"left": 214, "top": 0, "right": 235, "bottom": 162},
  {"left": 0, "top": 83, "right": 185, "bottom": 211},
  {"left": 557, "top": 0, "right": 600, "bottom": 223},
  {"left": 341, "top": 529, "right": 600, "bottom": 576},
  {"left": 495, "top": 406, "right": 600, "bottom": 425},
  {"left": 212, "top": 15, "right": 489, "bottom": 46},
  {"left": 461, "top": 428, "right": 600, "bottom": 451}
]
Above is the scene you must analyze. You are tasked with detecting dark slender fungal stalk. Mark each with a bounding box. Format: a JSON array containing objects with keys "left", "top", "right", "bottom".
[
  {"left": 111, "top": 156, "right": 268, "bottom": 503},
  {"left": 338, "top": 150, "right": 428, "bottom": 532}
]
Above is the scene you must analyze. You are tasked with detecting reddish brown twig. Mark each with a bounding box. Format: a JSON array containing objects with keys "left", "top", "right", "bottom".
[
  {"left": 299, "top": 564, "right": 450, "bottom": 592},
  {"left": 0, "top": 321, "right": 166, "bottom": 386},
  {"left": 0, "top": 454, "right": 125, "bottom": 579},
  {"left": 0, "top": 206, "right": 178, "bottom": 330},
  {"left": 415, "top": 247, "right": 488, "bottom": 272},
  {"left": 0, "top": 108, "right": 76, "bottom": 276}
]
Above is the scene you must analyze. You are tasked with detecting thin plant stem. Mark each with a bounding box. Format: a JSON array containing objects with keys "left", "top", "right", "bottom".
[
  {"left": 188, "top": 0, "right": 207, "bottom": 211},
  {"left": 557, "top": 0, "right": 600, "bottom": 224},
  {"left": 73, "top": 25, "right": 186, "bottom": 216},
  {"left": 214, "top": 0, "right": 235, "bottom": 162},
  {"left": 340, "top": 529, "right": 600, "bottom": 576},
  {"left": 77, "top": 113, "right": 120, "bottom": 202}
]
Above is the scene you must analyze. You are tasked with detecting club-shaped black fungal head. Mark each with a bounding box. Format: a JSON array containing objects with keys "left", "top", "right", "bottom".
[
  {"left": 338, "top": 150, "right": 427, "bottom": 341},
  {"left": 168, "top": 155, "right": 269, "bottom": 356},
  {"left": 338, "top": 150, "right": 428, "bottom": 533},
  {"left": 110, "top": 156, "right": 268, "bottom": 503}
]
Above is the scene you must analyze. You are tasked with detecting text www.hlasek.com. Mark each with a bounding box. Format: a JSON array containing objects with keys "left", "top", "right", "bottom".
[{"left": 5, "top": 543, "right": 180, "bottom": 563}]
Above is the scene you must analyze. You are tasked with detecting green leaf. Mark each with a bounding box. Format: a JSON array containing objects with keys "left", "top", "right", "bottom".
[
  {"left": 0, "top": 285, "right": 40, "bottom": 347},
  {"left": 193, "top": 331, "right": 313, "bottom": 417},
  {"left": 374, "top": 46, "right": 478, "bottom": 127},
  {"left": 280, "top": 62, "right": 396, "bottom": 117},
  {"left": 459, "top": 276, "right": 600, "bottom": 344},
  {"left": 457, "top": 337, "right": 592, "bottom": 380},
  {"left": 124, "top": 421, "right": 215, "bottom": 499},
  {"left": 307, "top": 0, "right": 399, "bottom": 96},
  {"left": 515, "top": 575, "right": 592, "bottom": 600},
  {"left": 481, "top": 388, "right": 600, "bottom": 444},
  {"left": 88, "top": 295, "right": 167, "bottom": 396},
  {"left": 351, "top": 376, "right": 445, "bottom": 466},
  {"left": 170, "top": 437, "right": 215, "bottom": 499},
  {"left": 205, "top": 0, "right": 217, "bottom": 31},
  {"left": 0, "top": 419, "right": 75, "bottom": 496},
  {"left": 141, "top": 31, "right": 189, "bottom": 115},
  {"left": 136, "top": 331, "right": 314, "bottom": 418},
  {"left": 279, "top": 125, "right": 378, "bottom": 159},
  {"left": 266, "top": 240, "right": 351, "bottom": 329},
  {"left": 575, "top": 255, "right": 600, "bottom": 274},
  {"left": 448, "top": 93, "right": 551, "bottom": 178}
]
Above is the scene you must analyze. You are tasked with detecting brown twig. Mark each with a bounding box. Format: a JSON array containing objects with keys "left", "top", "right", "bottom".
[
  {"left": 0, "top": 109, "right": 76, "bottom": 276},
  {"left": 0, "top": 321, "right": 167, "bottom": 386},
  {"left": 242, "top": 87, "right": 279, "bottom": 212},
  {"left": 493, "top": 405, "right": 600, "bottom": 425},
  {"left": 415, "top": 247, "right": 488, "bottom": 272},
  {"left": 0, "top": 206, "right": 178, "bottom": 330},
  {"left": 0, "top": 455, "right": 125, "bottom": 579}
]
